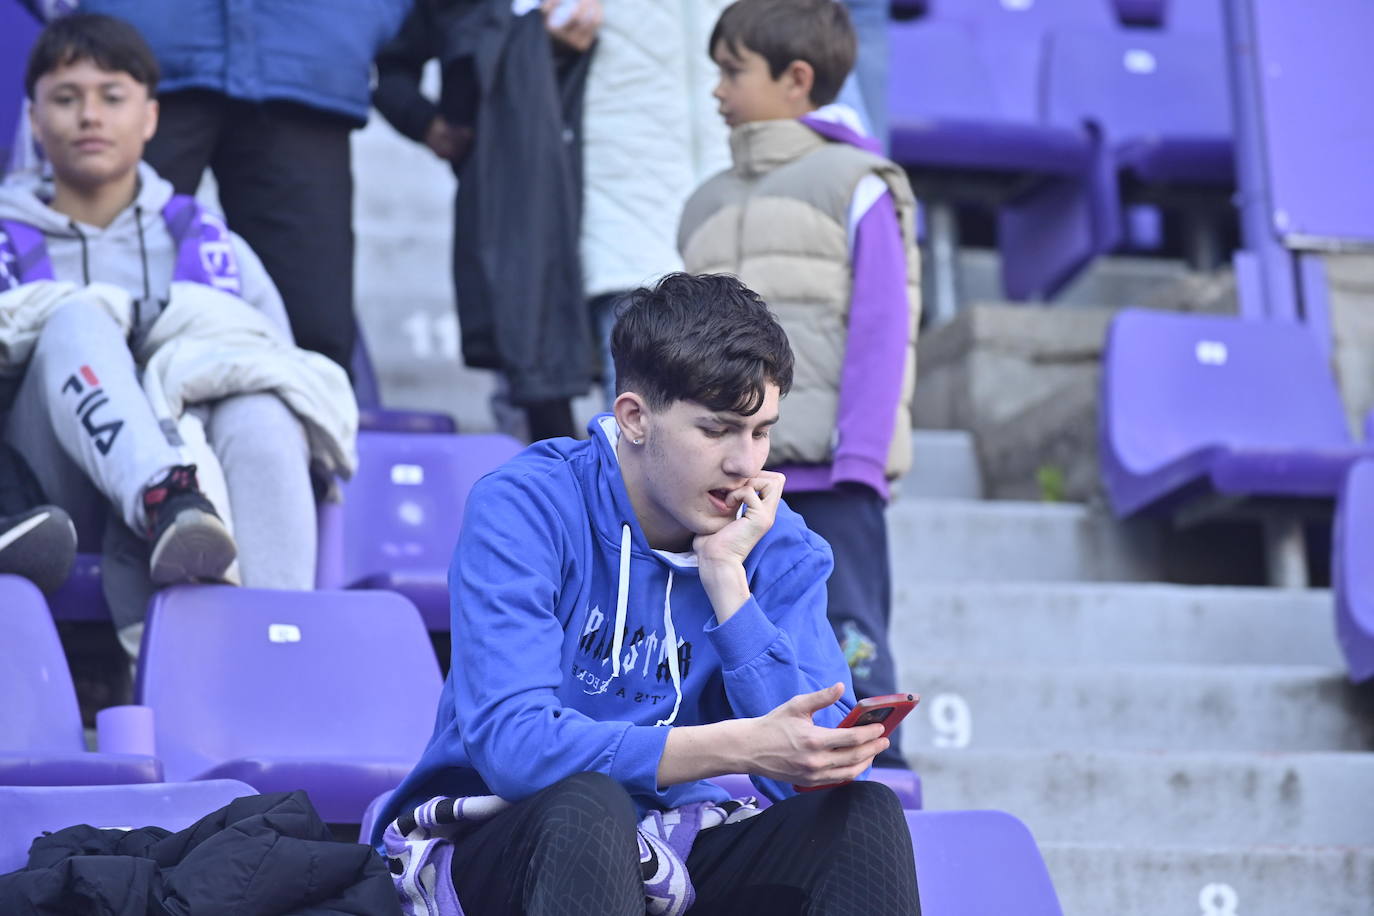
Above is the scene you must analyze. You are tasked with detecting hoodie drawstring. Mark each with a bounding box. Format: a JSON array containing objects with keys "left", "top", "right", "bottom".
[
  {"left": 587, "top": 522, "right": 684, "bottom": 728},
  {"left": 68, "top": 220, "right": 89, "bottom": 285},
  {"left": 656, "top": 570, "right": 683, "bottom": 727},
  {"left": 608, "top": 523, "right": 631, "bottom": 683}
]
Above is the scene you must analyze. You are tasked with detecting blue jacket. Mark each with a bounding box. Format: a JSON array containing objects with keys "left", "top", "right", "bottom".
[
  {"left": 80, "top": 0, "right": 411, "bottom": 124},
  {"left": 373, "top": 415, "right": 857, "bottom": 843}
]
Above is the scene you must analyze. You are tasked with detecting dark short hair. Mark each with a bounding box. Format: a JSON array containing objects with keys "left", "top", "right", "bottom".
[
  {"left": 710, "top": 0, "right": 856, "bottom": 107},
  {"left": 612, "top": 273, "right": 794, "bottom": 415},
  {"left": 25, "top": 13, "right": 160, "bottom": 100}
]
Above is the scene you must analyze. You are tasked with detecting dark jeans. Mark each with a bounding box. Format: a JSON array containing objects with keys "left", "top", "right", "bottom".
[
  {"left": 143, "top": 90, "right": 357, "bottom": 372},
  {"left": 785, "top": 485, "right": 909, "bottom": 769},
  {"left": 448, "top": 773, "right": 919, "bottom": 916}
]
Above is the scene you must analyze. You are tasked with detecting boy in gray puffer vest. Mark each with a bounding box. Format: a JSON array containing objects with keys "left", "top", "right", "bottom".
[{"left": 679, "top": 0, "right": 921, "bottom": 767}]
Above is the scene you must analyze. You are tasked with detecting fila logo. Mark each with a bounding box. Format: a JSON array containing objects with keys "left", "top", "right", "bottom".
[{"left": 61, "top": 365, "right": 124, "bottom": 455}]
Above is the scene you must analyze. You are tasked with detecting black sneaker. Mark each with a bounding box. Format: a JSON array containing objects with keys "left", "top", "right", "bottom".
[
  {"left": 0, "top": 504, "right": 77, "bottom": 594},
  {"left": 142, "top": 465, "right": 237, "bottom": 585}
]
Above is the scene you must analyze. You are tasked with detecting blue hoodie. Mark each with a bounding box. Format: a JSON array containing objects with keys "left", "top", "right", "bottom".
[{"left": 373, "top": 414, "right": 857, "bottom": 843}]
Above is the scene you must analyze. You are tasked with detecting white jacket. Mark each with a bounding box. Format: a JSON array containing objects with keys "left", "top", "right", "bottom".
[{"left": 579, "top": 0, "right": 733, "bottom": 297}]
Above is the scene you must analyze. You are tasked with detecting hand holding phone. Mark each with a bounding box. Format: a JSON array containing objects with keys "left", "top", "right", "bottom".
[{"left": 794, "top": 693, "right": 918, "bottom": 792}]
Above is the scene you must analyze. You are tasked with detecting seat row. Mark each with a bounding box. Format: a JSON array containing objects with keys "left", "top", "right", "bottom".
[
  {"left": 2, "top": 575, "right": 1066, "bottom": 911},
  {"left": 46, "top": 425, "right": 522, "bottom": 630},
  {"left": 887, "top": 0, "right": 1232, "bottom": 313},
  {"left": 1099, "top": 309, "right": 1374, "bottom": 680},
  {"left": 3, "top": 575, "right": 923, "bottom": 820}
]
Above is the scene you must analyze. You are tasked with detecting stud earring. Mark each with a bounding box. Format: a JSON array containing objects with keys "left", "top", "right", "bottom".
[{"left": 633, "top": 438, "right": 643, "bottom": 445}]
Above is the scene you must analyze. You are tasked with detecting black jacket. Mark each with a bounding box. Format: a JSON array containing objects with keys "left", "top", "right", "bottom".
[
  {"left": 0, "top": 791, "right": 402, "bottom": 915},
  {"left": 374, "top": 0, "right": 597, "bottom": 405}
]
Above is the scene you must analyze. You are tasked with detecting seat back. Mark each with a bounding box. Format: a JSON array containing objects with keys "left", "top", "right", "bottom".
[
  {"left": 137, "top": 585, "right": 441, "bottom": 781},
  {"left": 1335, "top": 459, "right": 1374, "bottom": 682},
  {"left": 1044, "top": 29, "right": 1231, "bottom": 144},
  {"left": 906, "top": 809, "right": 1063, "bottom": 915},
  {"left": 889, "top": 19, "right": 1043, "bottom": 126},
  {"left": 928, "top": 0, "right": 1115, "bottom": 30},
  {"left": 1234, "top": 0, "right": 1374, "bottom": 247},
  {"left": 0, "top": 780, "right": 258, "bottom": 874},
  {"left": 333, "top": 431, "right": 523, "bottom": 590},
  {"left": 0, "top": 575, "right": 85, "bottom": 754},
  {"left": 1102, "top": 310, "right": 1352, "bottom": 482}
]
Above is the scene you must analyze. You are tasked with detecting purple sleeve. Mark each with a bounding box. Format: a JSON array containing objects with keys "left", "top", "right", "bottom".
[{"left": 833, "top": 189, "right": 911, "bottom": 501}]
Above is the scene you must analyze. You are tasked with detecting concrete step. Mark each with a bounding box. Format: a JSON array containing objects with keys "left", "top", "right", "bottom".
[
  {"left": 888, "top": 500, "right": 1165, "bottom": 584},
  {"left": 1041, "top": 842, "right": 1374, "bottom": 916},
  {"left": 897, "top": 430, "right": 983, "bottom": 501},
  {"left": 910, "top": 748, "right": 1374, "bottom": 847},
  {"left": 891, "top": 582, "right": 1343, "bottom": 667},
  {"left": 894, "top": 663, "right": 1374, "bottom": 753}
]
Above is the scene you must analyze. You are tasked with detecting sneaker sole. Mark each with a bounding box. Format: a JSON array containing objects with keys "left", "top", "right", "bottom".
[
  {"left": 148, "top": 507, "right": 238, "bottom": 585},
  {"left": 0, "top": 506, "right": 78, "bottom": 593}
]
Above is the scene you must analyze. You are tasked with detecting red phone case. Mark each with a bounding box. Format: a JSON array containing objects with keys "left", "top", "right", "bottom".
[{"left": 794, "top": 693, "right": 919, "bottom": 793}]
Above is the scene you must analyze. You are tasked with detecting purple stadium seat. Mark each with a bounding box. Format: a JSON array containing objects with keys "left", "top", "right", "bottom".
[
  {"left": 887, "top": 18, "right": 1100, "bottom": 301},
  {"left": 135, "top": 586, "right": 442, "bottom": 823},
  {"left": 1044, "top": 27, "right": 1233, "bottom": 263},
  {"left": 1046, "top": 29, "right": 1231, "bottom": 185},
  {"left": 0, "top": 574, "right": 162, "bottom": 787},
  {"left": 359, "top": 407, "right": 457, "bottom": 434},
  {"left": 1100, "top": 310, "right": 1369, "bottom": 518},
  {"left": 0, "top": 4, "right": 40, "bottom": 176},
  {"left": 0, "top": 780, "right": 258, "bottom": 874},
  {"left": 906, "top": 809, "right": 1062, "bottom": 914},
  {"left": 318, "top": 430, "right": 524, "bottom": 630},
  {"left": 1334, "top": 459, "right": 1374, "bottom": 683}
]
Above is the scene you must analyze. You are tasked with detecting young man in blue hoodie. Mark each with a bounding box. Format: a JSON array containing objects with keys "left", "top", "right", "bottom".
[{"left": 377, "top": 272, "right": 917, "bottom": 915}]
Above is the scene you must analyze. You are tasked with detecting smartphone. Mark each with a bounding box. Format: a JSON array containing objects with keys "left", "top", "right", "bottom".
[{"left": 794, "top": 693, "right": 919, "bottom": 792}]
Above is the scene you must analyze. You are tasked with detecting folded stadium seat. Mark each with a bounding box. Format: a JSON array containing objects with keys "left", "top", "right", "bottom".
[
  {"left": 0, "top": 779, "right": 257, "bottom": 874},
  {"left": 351, "top": 323, "right": 457, "bottom": 434},
  {"left": 134, "top": 586, "right": 442, "bottom": 823},
  {"left": 1334, "top": 459, "right": 1374, "bottom": 682},
  {"left": 1044, "top": 27, "right": 1234, "bottom": 266},
  {"left": 906, "top": 809, "right": 1063, "bottom": 914},
  {"left": 887, "top": 18, "right": 1099, "bottom": 309},
  {"left": 0, "top": 574, "right": 162, "bottom": 786},
  {"left": 316, "top": 430, "right": 524, "bottom": 630},
  {"left": 1101, "top": 310, "right": 1372, "bottom": 583}
]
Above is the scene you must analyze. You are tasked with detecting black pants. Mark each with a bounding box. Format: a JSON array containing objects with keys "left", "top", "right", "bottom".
[
  {"left": 449, "top": 773, "right": 919, "bottom": 916},
  {"left": 142, "top": 90, "right": 357, "bottom": 372},
  {"left": 785, "top": 485, "right": 908, "bottom": 769}
]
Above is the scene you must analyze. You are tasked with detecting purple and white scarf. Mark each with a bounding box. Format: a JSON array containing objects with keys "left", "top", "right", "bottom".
[{"left": 382, "top": 792, "right": 762, "bottom": 916}]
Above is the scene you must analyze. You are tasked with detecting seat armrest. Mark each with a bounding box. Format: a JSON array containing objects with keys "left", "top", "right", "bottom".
[{"left": 96, "top": 704, "right": 156, "bottom": 756}]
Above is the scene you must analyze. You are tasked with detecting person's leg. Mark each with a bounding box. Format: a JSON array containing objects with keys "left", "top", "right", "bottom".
[
  {"left": 784, "top": 485, "right": 908, "bottom": 768},
  {"left": 687, "top": 780, "right": 919, "bottom": 915},
  {"left": 204, "top": 392, "right": 316, "bottom": 589},
  {"left": 445, "top": 772, "right": 644, "bottom": 916},
  {"left": 588, "top": 292, "right": 622, "bottom": 411},
  {"left": 525, "top": 398, "right": 577, "bottom": 441},
  {"left": 140, "top": 89, "right": 227, "bottom": 196},
  {"left": 209, "top": 100, "right": 357, "bottom": 371},
  {"left": 4, "top": 298, "right": 236, "bottom": 583}
]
